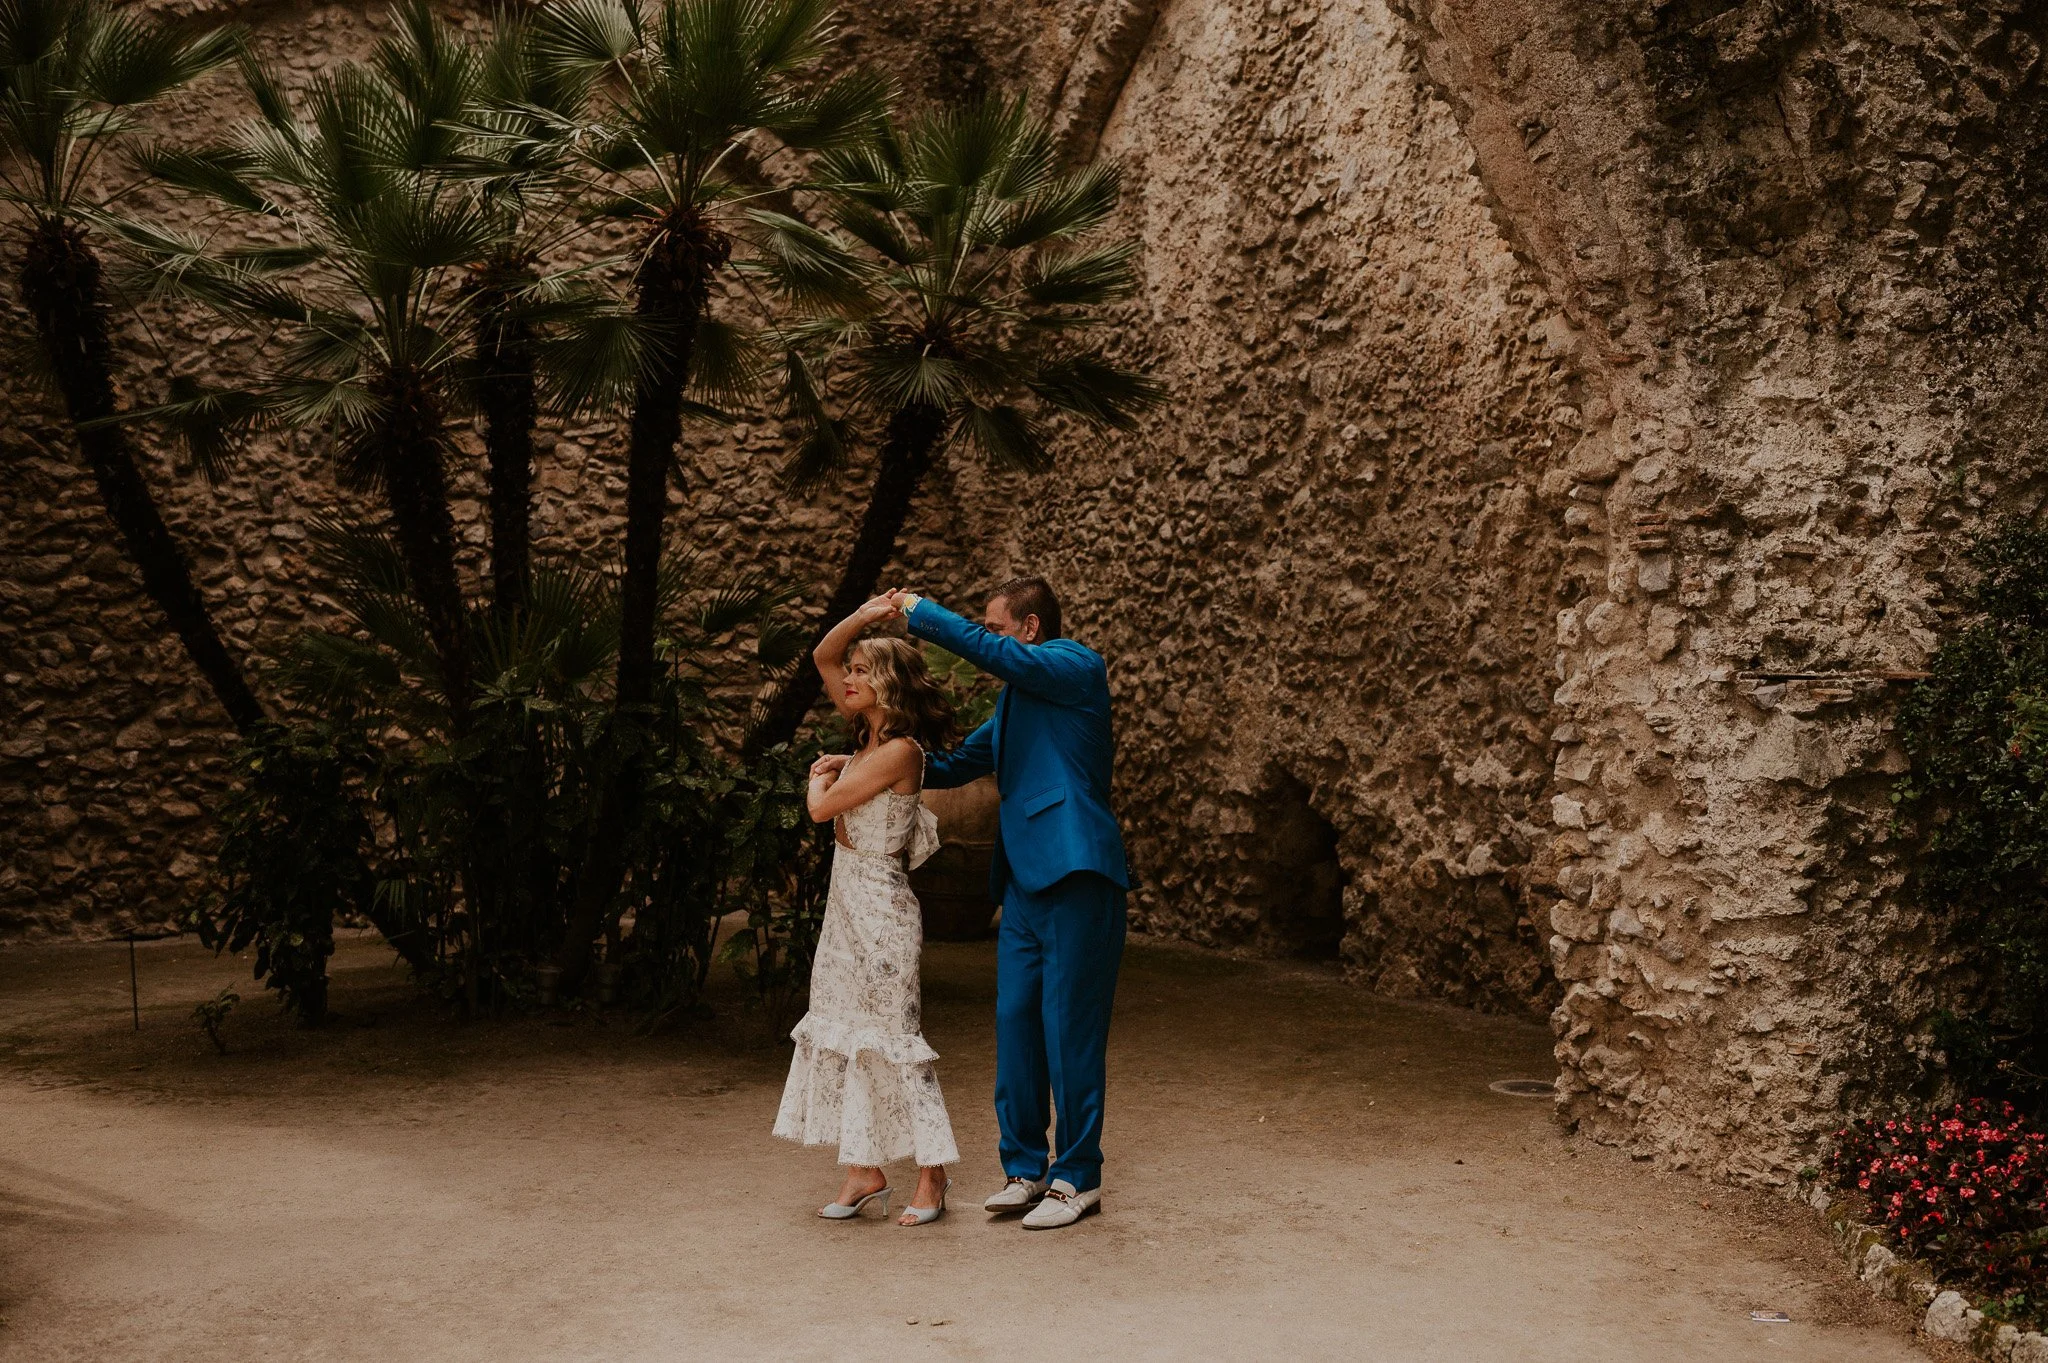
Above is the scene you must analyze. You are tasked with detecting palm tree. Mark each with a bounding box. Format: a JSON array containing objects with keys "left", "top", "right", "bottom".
[
  {"left": 530, "top": 0, "right": 883, "bottom": 715},
  {"left": 457, "top": 9, "right": 620, "bottom": 624},
  {"left": 122, "top": 9, "right": 584, "bottom": 728},
  {"left": 119, "top": 3, "right": 658, "bottom": 994},
  {"left": 743, "top": 97, "right": 1163, "bottom": 756},
  {"left": 527, "top": 0, "right": 883, "bottom": 978},
  {"left": 0, "top": 0, "right": 260, "bottom": 731}
]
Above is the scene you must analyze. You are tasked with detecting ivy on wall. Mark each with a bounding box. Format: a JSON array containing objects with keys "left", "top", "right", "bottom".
[{"left": 1897, "top": 523, "right": 2048, "bottom": 1108}]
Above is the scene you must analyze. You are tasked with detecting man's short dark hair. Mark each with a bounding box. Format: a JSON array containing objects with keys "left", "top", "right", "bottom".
[{"left": 991, "top": 576, "right": 1062, "bottom": 641}]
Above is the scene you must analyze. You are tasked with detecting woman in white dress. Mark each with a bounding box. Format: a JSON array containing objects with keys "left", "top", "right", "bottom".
[{"left": 773, "top": 598, "right": 961, "bottom": 1225}]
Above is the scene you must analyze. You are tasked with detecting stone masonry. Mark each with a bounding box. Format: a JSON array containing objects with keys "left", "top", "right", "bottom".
[{"left": 4, "top": 0, "right": 2046, "bottom": 1183}]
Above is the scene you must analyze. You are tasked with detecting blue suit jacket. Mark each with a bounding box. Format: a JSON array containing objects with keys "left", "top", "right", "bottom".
[{"left": 907, "top": 599, "right": 1129, "bottom": 900}]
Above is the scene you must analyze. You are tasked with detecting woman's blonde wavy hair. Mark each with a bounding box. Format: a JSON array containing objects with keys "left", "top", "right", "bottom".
[{"left": 851, "top": 637, "right": 958, "bottom": 753}]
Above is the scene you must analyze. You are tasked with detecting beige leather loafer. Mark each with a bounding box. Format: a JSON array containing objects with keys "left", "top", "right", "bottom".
[{"left": 1021, "top": 1178, "right": 1101, "bottom": 1229}]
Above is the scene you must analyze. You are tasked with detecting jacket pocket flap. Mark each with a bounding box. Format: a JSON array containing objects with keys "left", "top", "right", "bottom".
[{"left": 1019, "top": 786, "right": 1068, "bottom": 817}]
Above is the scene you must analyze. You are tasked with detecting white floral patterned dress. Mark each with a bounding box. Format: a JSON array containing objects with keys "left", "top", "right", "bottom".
[{"left": 773, "top": 751, "right": 960, "bottom": 1168}]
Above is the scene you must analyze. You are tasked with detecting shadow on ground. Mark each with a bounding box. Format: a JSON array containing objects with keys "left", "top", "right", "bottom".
[{"left": 0, "top": 932, "right": 1942, "bottom": 1362}]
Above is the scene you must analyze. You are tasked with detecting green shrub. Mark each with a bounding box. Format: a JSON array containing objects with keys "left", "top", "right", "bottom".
[
  {"left": 192, "top": 988, "right": 240, "bottom": 1055},
  {"left": 1896, "top": 522, "right": 2048, "bottom": 1106},
  {"left": 196, "top": 720, "right": 373, "bottom": 1025}
]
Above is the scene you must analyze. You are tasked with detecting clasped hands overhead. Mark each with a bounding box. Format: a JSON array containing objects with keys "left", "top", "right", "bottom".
[{"left": 852, "top": 589, "right": 919, "bottom": 627}]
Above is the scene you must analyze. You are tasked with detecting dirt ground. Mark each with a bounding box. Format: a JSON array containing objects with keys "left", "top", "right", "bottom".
[{"left": 0, "top": 930, "right": 1946, "bottom": 1362}]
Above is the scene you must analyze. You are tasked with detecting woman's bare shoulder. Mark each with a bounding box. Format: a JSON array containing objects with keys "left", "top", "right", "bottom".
[{"left": 875, "top": 735, "right": 924, "bottom": 766}]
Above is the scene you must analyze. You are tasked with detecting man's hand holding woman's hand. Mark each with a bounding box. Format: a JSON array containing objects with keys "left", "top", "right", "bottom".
[{"left": 855, "top": 595, "right": 900, "bottom": 627}]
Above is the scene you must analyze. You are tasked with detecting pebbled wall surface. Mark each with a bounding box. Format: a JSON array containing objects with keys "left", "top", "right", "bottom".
[
  {"left": 949, "top": 0, "right": 1576, "bottom": 1014},
  {"left": 0, "top": 0, "right": 1008, "bottom": 939},
  {"left": 1394, "top": 0, "right": 2048, "bottom": 1179},
  {"left": 7, "top": 0, "right": 2048, "bottom": 1183}
]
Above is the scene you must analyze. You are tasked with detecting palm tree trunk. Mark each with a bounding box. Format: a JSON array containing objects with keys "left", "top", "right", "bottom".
[
  {"left": 18, "top": 216, "right": 263, "bottom": 733},
  {"left": 743, "top": 402, "right": 948, "bottom": 758},
  {"left": 616, "top": 207, "right": 727, "bottom": 709},
  {"left": 374, "top": 367, "right": 472, "bottom": 723},
  {"left": 468, "top": 258, "right": 554, "bottom": 955},
  {"left": 552, "top": 207, "right": 727, "bottom": 987},
  {"left": 471, "top": 259, "right": 537, "bottom": 622}
]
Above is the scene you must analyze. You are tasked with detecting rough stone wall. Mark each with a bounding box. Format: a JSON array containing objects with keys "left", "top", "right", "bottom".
[
  {"left": 958, "top": 0, "right": 1578, "bottom": 1013},
  {"left": 0, "top": 0, "right": 1008, "bottom": 938},
  {"left": 1394, "top": 0, "right": 2048, "bottom": 1180},
  {"left": 5, "top": 0, "right": 1578, "bottom": 1029},
  {"left": 10, "top": 0, "right": 2048, "bottom": 1186}
]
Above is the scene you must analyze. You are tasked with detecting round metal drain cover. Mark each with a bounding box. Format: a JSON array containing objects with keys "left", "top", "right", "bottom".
[{"left": 1489, "top": 1079, "right": 1556, "bottom": 1098}]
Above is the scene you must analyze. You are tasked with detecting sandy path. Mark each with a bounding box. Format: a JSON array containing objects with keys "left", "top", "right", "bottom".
[{"left": 0, "top": 933, "right": 1932, "bottom": 1362}]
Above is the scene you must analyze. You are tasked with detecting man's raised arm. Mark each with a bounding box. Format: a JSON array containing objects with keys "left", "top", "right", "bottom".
[{"left": 899, "top": 597, "right": 1096, "bottom": 706}]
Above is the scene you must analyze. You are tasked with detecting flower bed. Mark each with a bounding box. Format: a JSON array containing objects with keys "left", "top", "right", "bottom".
[{"left": 1824, "top": 1101, "right": 2048, "bottom": 1332}]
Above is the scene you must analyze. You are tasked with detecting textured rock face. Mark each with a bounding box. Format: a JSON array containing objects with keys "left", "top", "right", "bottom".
[
  {"left": 978, "top": 0, "right": 1574, "bottom": 1012},
  {"left": 1393, "top": 0, "right": 2048, "bottom": 1179},
  {"left": 5, "top": 0, "right": 2047, "bottom": 1182},
  {"left": 0, "top": 1, "right": 1007, "bottom": 938}
]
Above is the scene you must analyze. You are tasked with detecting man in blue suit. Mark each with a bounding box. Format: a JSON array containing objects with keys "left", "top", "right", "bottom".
[{"left": 886, "top": 578, "right": 1127, "bottom": 1229}]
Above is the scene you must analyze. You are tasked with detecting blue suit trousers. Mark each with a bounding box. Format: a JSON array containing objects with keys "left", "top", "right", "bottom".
[{"left": 995, "top": 871, "right": 1126, "bottom": 1193}]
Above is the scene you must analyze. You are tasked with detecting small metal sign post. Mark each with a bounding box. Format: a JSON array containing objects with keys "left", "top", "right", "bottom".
[{"left": 122, "top": 929, "right": 181, "bottom": 1030}]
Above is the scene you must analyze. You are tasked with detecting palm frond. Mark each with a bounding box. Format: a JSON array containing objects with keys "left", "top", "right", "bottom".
[
  {"left": 775, "top": 347, "right": 847, "bottom": 490},
  {"left": 118, "top": 376, "right": 270, "bottom": 482},
  {"left": 957, "top": 401, "right": 1050, "bottom": 472},
  {"left": 751, "top": 615, "right": 808, "bottom": 674},
  {"left": 699, "top": 575, "right": 799, "bottom": 634},
  {"left": 78, "top": 9, "right": 240, "bottom": 108},
  {"left": 307, "top": 515, "right": 413, "bottom": 598},
  {"left": 277, "top": 630, "right": 410, "bottom": 709},
  {"left": 535, "top": 297, "right": 654, "bottom": 415},
  {"left": 515, "top": 562, "right": 622, "bottom": 690},
  {"left": 850, "top": 342, "right": 965, "bottom": 412},
  {"left": 812, "top": 134, "right": 908, "bottom": 210},
  {"left": 1026, "top": 352, "right": 1164, "bottom": 430},
  {"left": 740, "top": 207, "right": 870, "bottom": 308},
  {"left": 996, "top": 161, "right": 1121, "bottom": 248},
  {"left": 687, "top": 313, "right": 766, "bottom": 407},
  {"left": 237, "top": 46, "right": 296, "bottom": 131},
  {"left": 372, "top": 0, "right": 482, "bottom": 171},
  {"left": 130, "top": 144, "right": 275, "bottom": 214},
  {"left": 530, "top": 564, "right": 621, "bottom": 677},
  {"left": 746, "top": 0, "right": 836, "bottom": 74},
  {"left": 826, "top": 198, "right": 918, "bottom": 266},
  {"left": 1022, "top": 239, "right": 1139, "bottom": 306},
  {"left": 764, "top": 66, "right": 889, "bottom": 151},
  {"left": 530, "top": 0, "right": 643, "bottom": 76},
  {"left": 916, "top": 95, "right": 1035, "bottom": 197}
]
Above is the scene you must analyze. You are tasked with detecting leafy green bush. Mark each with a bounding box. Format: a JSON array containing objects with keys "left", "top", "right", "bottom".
[
  {"left": 192, "top": 517, "right": 806, "bottom": 1023},
  {"left": 192, "top": 988, "right": 240, "bottom": 1055},
  {"left": 196, "top": 720, "right": 375, "bottom": 1024},
  {"left": 1896, "top": 522, "right": 2048, "bottom": 1106}
]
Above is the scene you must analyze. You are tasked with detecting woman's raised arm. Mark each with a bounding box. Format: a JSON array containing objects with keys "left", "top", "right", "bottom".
[{"left": 812, "top": 597, "right": 900, "bottom": 720}]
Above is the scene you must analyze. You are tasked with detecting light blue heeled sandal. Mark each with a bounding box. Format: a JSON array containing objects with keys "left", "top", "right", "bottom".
[
  {"left": 819, "top": 1185, "right": 891, "bottom": 1220},
  {"left": 897, "top": 1178, "right": 951, "bottom": 1227}
]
